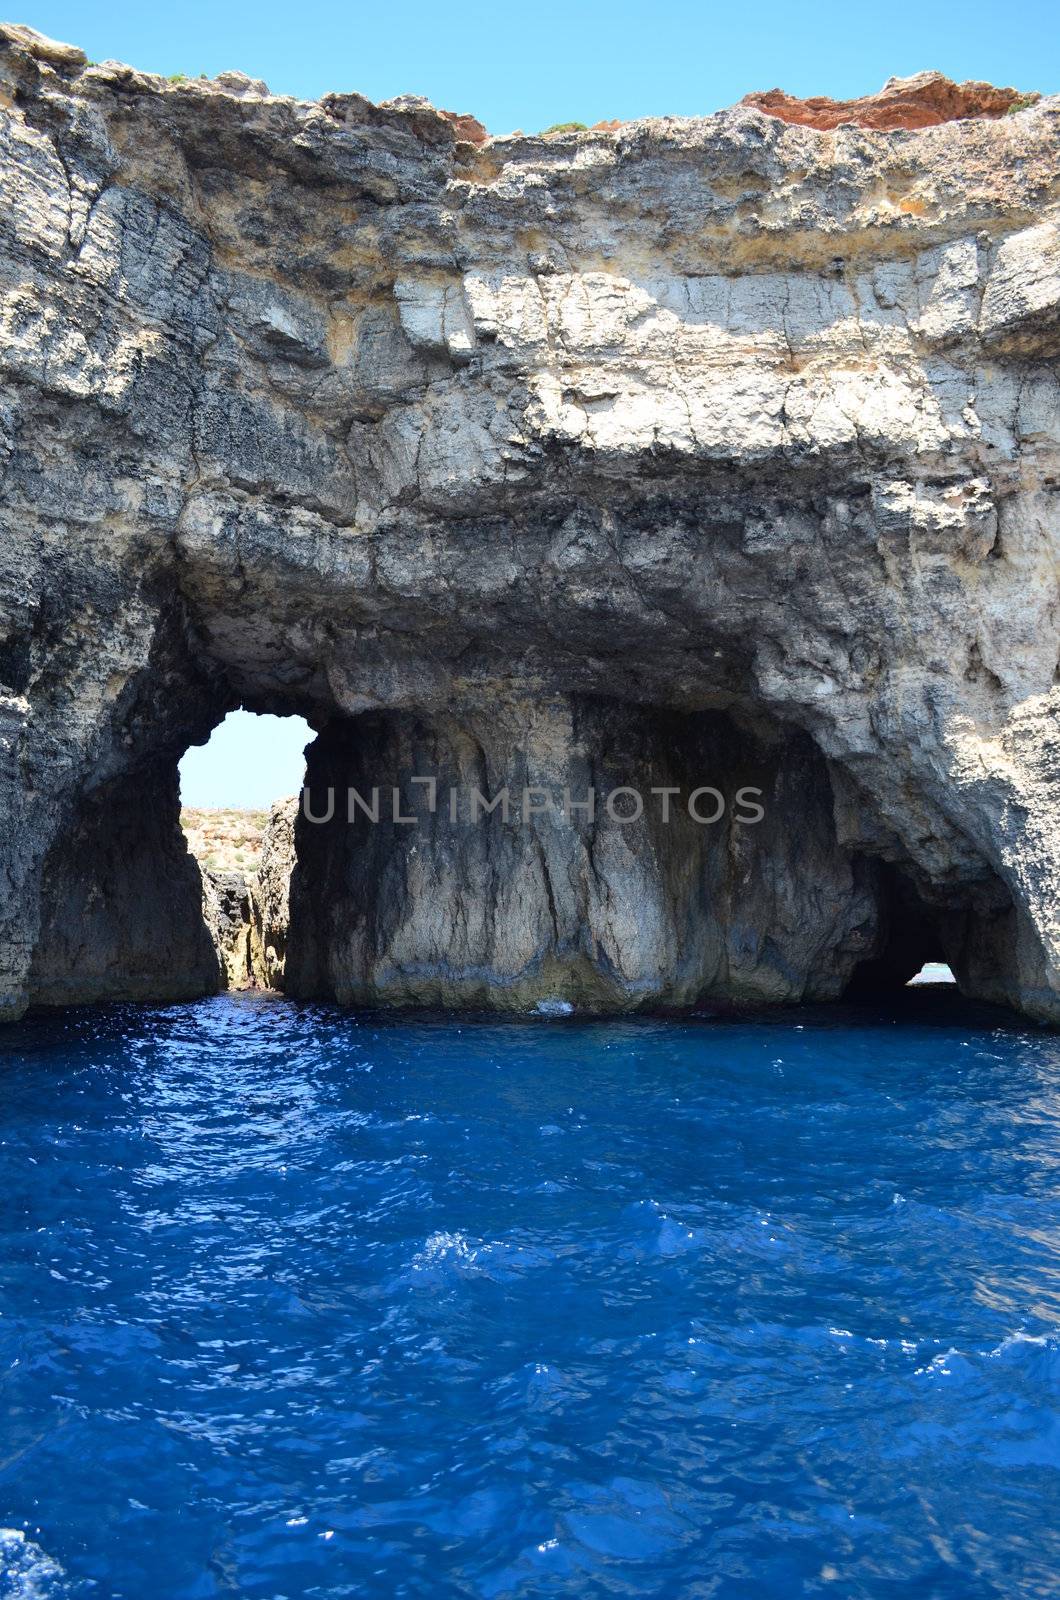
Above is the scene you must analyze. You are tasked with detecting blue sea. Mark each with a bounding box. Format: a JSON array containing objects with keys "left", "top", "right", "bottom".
[{"left": 1, "top": 994, "right": 1059, "bottom": 1599}]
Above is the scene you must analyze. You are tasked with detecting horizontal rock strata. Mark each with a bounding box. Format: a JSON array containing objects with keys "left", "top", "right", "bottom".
[{"left": 1, "top": 24, "right": 1058, "bottom": 1020}]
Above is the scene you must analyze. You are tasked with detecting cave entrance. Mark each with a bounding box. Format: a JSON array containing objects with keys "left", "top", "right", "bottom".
[
  {"left": 908, "top": 962, "right": 957, "bottom": 986},
  {"left": 26, "top": 705, "right": 311, "bottom": 1010},
  {"left": 22, "top": 690, "right": 1013, "bottom": 1020},
  {"left": 179, "top": 709, "right": 312, "bottom": 814},
  {"left": 276, "top": 700, "right": 914, "bottom": 1012},
  {"left": 842, "top": 862, "right": 956, "bottom": 1000},
  {"left": 178, "top": 710, "right": 311, "bottom": 993}
]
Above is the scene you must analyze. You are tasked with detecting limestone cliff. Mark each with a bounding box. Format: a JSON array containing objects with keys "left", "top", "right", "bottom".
[
  {"left": 1, "top": 22, "right": 1059, "bottom": 1020},
  {"left": 254, "top": 796, "right": 297, "bottom": 991},
  {"left": 201, "top": 867, "right": 260, "bottom": 990}
]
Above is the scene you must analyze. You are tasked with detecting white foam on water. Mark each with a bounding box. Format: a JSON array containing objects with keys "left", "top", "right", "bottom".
[
  {"left": 0, "top": 1530, "right": 66, "bottom": 1600},
  {"left": 988, "top": 1329, "right": 1056, "bottom": 1357},
  {"left": 532, "top": 998, "right": 574, "bottom": 1017},
  {"left": 414, "top": 1230, "right": 479, "bottom": 1268}
]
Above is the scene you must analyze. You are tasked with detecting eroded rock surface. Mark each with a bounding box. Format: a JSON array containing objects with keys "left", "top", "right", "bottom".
[
  {"left": 1, "top": 24, "right": 1058, "bottom": 1020},
  {"left": 253, "top": 796, "right": 298, "bottom": 991},
  {"left": 195, "top": 801, "right": 298, "bottom": 991},
  {"left": 201, "top": 867, "right": 260, "bottom": 990},
  {"left": 29, "top": 758, "right": 220, "bottom": 1006},
  {"left": 742, "top": 71, "right": 1035, "bottom": 131},
  {"left": 286, "top": 703, "right": 881, "bottom": 1010}
]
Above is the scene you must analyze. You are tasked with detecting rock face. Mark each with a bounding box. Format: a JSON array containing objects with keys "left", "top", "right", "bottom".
[
  {"left": 1, "top": 24, "right": 1059, "bottom": 1021},
  {"left": 742, "top": 72, "right": 1035, "bottom": 131},
  {"left": 287, "top": 705, "right": 882, "bottom": 1009},
  {"left": 201, "top": 867, "right": 259, "bottom": 990},
  {"left": 186, "top": 803, "right": 297, "bottom": 990},
  {"left": 29, "top": 758, "right": 220, "bottom": 1005},
  {"left": 252, "top": 796, "right": 298, "bottom": 991}
]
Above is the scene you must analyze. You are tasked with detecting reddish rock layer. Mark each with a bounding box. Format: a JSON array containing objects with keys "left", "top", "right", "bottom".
[
  {"left": 439, "top": 108, "right": 488, "bottom": 145},
  {"left": 742, "top": 71, "right": 1034, "bottom": 131}
]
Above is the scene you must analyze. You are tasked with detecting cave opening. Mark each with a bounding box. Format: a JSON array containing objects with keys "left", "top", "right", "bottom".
[
  {"left": 270, "top": 698, "right": 956, "bottom": 1014},
  {"left": 24, "top": 703, "right": 314, "bottom": 1009},
  {"left": 908, "top": 962, "right": 957, "bottom": 986},
  {"left": 178, "top": 709, "right": 312, "bottom": 994},
  {"left": 21, "top": 686, "right": 1017, "bottom": 1021},
  {"left": 179, "top": 709, "right": 313, "bottom": 814},
  {"left": 842, "top": 861, "right": 950, "bottom": 1000}
]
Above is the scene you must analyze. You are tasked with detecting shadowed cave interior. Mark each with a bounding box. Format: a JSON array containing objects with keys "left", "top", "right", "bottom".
[{"left": 26, "top": 692, "right": 970, "bottom": 1016}]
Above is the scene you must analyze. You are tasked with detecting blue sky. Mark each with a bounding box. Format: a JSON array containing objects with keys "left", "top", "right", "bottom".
[
  {"left": 20, "top": 0, "right": 1058, "bottom": 133},
  {"left": 179, "top": 712, "right": 312, "bottom": 809}
]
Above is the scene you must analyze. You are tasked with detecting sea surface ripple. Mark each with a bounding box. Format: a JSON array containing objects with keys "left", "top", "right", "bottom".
[{"left": 1, "top": 994, "right": 1059, "bottom": 1598}]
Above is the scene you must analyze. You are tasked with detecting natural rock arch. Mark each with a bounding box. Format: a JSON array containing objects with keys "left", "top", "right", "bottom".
[{"left": 1, "top": 24, "right": 1058, "bottom": 1022}]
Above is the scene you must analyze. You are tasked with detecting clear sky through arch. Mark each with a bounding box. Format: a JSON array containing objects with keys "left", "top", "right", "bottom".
[
  {"left": 19, "top": 0, "right": 1058, "bottom": 136},
  {"left": 179, "top": 711, "right": 312, "bottom": 810}
]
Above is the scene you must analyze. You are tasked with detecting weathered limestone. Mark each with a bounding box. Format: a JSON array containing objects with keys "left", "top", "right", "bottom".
[
  {"left": 201, "top": 868, "right": 260, "bottom": 990},
  {"left": 1, "top": 24, "right": 1058, "bottom": 1020},
  {"left": 29, "top": 759, "right": 220, "bottom": 1006},
  {"left": 286, "top": 701, "right": 881, "bottom": 1010},
  {"left": 742, "top": 72, "right": 1035, "bottom": 131},
  {"left": 194, "top": 797, "right": 298, "bottom": 991},
  {"left": 252, "top": 795, "right": 298, "bottom": 991}
]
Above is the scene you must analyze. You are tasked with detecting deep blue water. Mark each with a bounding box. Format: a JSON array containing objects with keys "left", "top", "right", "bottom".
[{"left": 2, "top": 995, "right": 1060, "bottom": 1600}]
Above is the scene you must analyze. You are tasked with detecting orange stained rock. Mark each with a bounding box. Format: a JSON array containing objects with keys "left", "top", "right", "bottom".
[{"left": 741, "top": 72, "right": 1035, "bottom": 131}]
